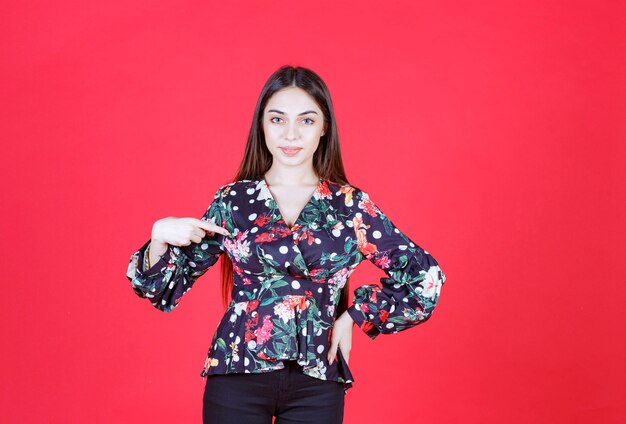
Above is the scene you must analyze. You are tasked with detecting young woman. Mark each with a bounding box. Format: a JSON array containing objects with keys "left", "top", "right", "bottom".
[{"left": 126, "top": 65, "right": 447, "bottom": 424}]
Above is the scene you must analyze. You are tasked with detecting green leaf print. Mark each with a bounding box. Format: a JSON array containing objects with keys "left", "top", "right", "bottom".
[
  {"left": 270, "top": 280, "right": 289, "bottom": 289},
  {"left": 215, "top": 338, "right": 227, "bottom": 353},
  {"left": 292, "top": 251, "right": 309, "bottom": 276},
  {"left": 260, "top": 295, "right": 281, "bottom": 306}
]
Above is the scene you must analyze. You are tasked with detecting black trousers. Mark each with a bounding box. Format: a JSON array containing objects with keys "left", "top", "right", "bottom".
[{"left": 202, "top": 360, "right": 345, "bottom": 424}]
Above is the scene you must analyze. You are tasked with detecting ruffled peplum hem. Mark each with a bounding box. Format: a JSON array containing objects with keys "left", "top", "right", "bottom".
[{"left": 199, "top": 295, "right": 355, "bottom": 391}]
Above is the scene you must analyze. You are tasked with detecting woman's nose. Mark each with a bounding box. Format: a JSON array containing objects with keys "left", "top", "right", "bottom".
[{"left": 286, "top": 121, "right": 298, "bottom": 140}]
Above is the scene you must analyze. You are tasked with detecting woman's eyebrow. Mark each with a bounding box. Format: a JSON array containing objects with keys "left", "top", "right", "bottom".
[{"left": 267, "top": 109, "right": 319, "bottom": 116}]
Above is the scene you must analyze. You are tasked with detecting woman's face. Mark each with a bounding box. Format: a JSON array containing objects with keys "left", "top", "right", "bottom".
[{"left": 262, "top": 86, "right": 327, "bottom": 169}]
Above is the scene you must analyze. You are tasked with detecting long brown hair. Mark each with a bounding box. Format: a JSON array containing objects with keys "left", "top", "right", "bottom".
[{"left": 218, "top": 65, "right": 353, "bottom": 318}]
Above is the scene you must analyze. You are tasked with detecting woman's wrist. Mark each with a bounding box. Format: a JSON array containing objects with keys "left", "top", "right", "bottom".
[
  {"left": 143, "top": 243, "right": 152, "bottom": 271},
  {"left": 339, "top": 310, "right": 355, "bottom": 325}
]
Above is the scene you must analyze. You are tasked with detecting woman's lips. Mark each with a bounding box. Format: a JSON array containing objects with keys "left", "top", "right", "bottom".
[{"left": 279, "top": 147, "right": 302, "bottom": 156}]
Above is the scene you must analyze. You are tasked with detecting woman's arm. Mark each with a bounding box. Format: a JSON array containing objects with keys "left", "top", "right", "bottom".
[
  {"left": 126, "top": 185, "right": 232, "bottom": 312},
  {"left": 345, "top": 189, "right": 447, "bottom": 339}
]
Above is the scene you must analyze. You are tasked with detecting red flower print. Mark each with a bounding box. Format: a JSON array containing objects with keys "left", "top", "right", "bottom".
[
  {"left": 295, "top": 232, "right": 305, "bottom": 243},
  {"left": 290, "top": 223, "right": 303, "bottom": 233},
  {"left": 295, "top": 296, "right": 308, "bottom": 311},
  {"left": 318, "top": 181, "right": 332, "bottom": 198},
  {"left": 257, "top": 351, "right": 270, "bottom": 360},
  {"left": 254, "top": 213, "right": 272, "bottom": 227},
  {"left": 274, "top": 295, "right": 309, "bottom": 324},
  {"left": 309, "top": 268, "right": 324, "bottom": 278},
  {"left": 375, "top": 254, "right": 391, "bottom": 269},
  {"left": 255, "top": 232, "right": 275, "bottom": 243},
  {"left": 244, "top": 314, "right": 259, "bottom": 330},
  {"left": 378, "top": 309, "right": 389, "bottom": 323},
  {"left": 353, "top": 216, "right": 378, "bottom": 256},
  {"left": 370, "top": 287, "right": 380, "bottom": 303},
  {"left": 244, "top": 329, "right": 255, "bottom": 343},
  {"left": 243, "top": 277, "right": 252, "bottom": 285},
  {"left": 361, "top": 321, "right": 374, "bottom": 333},
  {"left": 283, "top": 295, "right": 303, "bottom": 310},
  {"left": 246, "top": 299, "right": 259, "bottom": 314},
  {"left": 360, "top": 197, "right": 378, "bottom": 217},
  {"left": 273, "top": 227, "right": 292, "bottom": 239},
  {"left": 233, "top": 263, "right": 244, "bottom": 277}
]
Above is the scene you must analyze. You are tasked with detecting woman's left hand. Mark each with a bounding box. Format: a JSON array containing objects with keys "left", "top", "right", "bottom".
[{"left": 328, "top": 311, "right": 355, "bottom": 365}]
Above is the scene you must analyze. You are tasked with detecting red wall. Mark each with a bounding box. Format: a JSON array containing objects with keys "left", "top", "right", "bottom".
[{"left": 2, "top": 1, "right": 624, "bottom": 423}]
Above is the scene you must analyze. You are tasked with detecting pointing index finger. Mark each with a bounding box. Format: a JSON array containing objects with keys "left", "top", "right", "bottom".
[{"left": 197, "top": 218, "right": 230, "bottom": 236}]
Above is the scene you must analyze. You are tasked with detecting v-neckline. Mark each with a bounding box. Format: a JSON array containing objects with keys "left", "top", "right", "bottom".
[{"left": 260, "top": 176, "right": 324, "bottom": 231}]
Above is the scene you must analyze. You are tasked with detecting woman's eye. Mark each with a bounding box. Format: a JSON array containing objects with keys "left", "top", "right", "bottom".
[
  {"left": 270, "top": 117, "right": 282, "bottom": 123},
  {"left": 303, "top": 118, "right": 315, "bottom": 124}
]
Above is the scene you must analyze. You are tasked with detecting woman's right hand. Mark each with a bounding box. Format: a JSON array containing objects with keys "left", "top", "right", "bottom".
[{"left": 151, "top": 217, "right": 231, "bottom": 247}]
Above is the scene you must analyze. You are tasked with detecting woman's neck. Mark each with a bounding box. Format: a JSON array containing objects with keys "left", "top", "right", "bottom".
[{"left": 263, "top": 166, "right": 319, "bottom": 186}]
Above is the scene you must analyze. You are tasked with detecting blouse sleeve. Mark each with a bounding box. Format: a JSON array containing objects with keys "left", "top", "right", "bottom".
[
  {"left": 125, "top": 185, "right": 231, "bottom": 312},
  {"left": 345, "top": 189, "right": 447, "bottom": 340}
]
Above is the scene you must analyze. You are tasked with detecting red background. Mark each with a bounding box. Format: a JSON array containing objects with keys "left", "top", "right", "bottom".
[{"left": 1, "top": 1, "right": 625, "bottom": 423}]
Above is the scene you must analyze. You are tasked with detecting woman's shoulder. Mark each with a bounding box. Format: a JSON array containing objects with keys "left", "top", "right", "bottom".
[
  {"left": 216, "top": 178, "right": 262, "bottom": 193},
  {"left": 324, "top": 178, "right": 366, "bottom": 198},
  {"left": 319, "top": 177, "right": 360, "bottom": 191}
]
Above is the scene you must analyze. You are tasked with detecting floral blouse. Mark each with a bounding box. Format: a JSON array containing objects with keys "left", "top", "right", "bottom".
[{"left": 126, "top": 176, "right": 447, "bottom": 393}]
